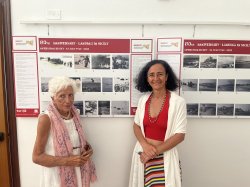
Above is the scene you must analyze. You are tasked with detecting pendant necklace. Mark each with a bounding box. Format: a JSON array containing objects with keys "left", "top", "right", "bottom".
[
  {"left": 148, "top": 92, "right": 167, "bottom": 124},
  {"left": 60, "top": 111, "right": 71, "bottom": 120}
]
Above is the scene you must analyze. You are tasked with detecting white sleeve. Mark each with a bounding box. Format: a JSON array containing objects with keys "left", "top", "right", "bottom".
[
  {"left": 174, "top": 97, "right": 187, "bottom": 134},
  {"left": 134, "top": 96, "right": 143, "bottom": 126}
]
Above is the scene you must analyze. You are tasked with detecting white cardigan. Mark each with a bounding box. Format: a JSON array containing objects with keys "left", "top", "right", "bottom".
[{"left": 129, "top": 91, "right": 187, "bottom": 187}]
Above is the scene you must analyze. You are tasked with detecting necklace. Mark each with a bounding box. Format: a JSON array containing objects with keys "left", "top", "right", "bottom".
[
  {"left": 148, "top": 92, "right": 167, "bottom": 124},
  {"left": 60, "top": 111, "right": 71, "bottom": 120}
]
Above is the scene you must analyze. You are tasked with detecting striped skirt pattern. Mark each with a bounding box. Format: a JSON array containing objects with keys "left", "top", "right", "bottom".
[{"left": 144, "top": 154, "right": 165, "bottom": 187}]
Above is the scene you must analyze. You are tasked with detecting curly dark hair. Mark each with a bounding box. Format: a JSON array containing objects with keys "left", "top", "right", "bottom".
[{"left": 135, "top": 59, "right": 179, "bottom": 92}]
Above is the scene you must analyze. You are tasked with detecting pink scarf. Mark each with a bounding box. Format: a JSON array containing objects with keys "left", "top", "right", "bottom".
[{"left": 47, "top": 102, "right": 97, "bottom": 187}]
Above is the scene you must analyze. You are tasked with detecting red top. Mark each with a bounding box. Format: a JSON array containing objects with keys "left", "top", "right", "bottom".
[{"left": 143, "top": 93, "right": 169, "bottom": 141}]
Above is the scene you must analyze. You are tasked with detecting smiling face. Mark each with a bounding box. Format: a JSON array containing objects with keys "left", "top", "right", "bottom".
[
  {"left": 147, "top": 63, "right": 168, "bottom": 91},
  {"left": 52, "top": 86, "right": 74, "bottom": 115}
]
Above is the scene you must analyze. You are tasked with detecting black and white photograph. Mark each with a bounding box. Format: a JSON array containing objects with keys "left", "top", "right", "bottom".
[
  {"left": 84, "top": 101, "right": 97, "bottom": 115},
  {"left": 114, "top": 77, "right": 129, "bottom": 92},
  {"left": 98, "top": 101, "right": 110, "bottom": 115},
  {"left": 82, "top": 77, "right": 101, "bottom": 92},
  {"left": 217, "top": 55, "right": 234, "bottom": 68},
  {"left": 111, "top": 101, "right": 129, "bottom": 115},
  {"left": 41, "top": 77, "right": 51, "bottom": 92},
  {"left": 217, "top": 104, "right": 234, "bottom": 116},
  {"left": 235, "top": 104, "right": 250, "bottom": 116},
  {"left": 74, "top": 54, "right": 90, "bottom": 69},
  {"left": 112, "top": 54, "right": 129, "bottom": 69},
  {"left": 91, "top": 54, "right": 110, "bottom": 69},
  {"left": 73, "top": 101, "right": 83, "bottom": 115},
  {"left": 200, "top": 55, "right": 217, "bottom": 68},
  {"left": 102, "top": 77, "right": 113, "bottom": 92},
  {"left": 199, "top": 79, "right": 217, "bottom": 91},
  {"left": 236, "top": 79, "right": 250, "bottom": 92},
  {"left": 70, "top": 77, "right": 81, "bottom": 92},
  {"left": 235, "top": 56, "right": 250, "bottom": 69},
  {"left": 39, "top": 54, "right": 73, "bottom": 70},
  {"left": 183, "top": 55, "right": 199, "bottom": 68},
  {"left": 181, "top": 79, "right": 198, "bottom": 91},
  {"left": 199, "top": 103, "right": 216, "bottom": 116},
  {"left": 217, "top": 79, "right": 235, "bottom": 92},
  {"left": 186, "top": 103, "right": 199, "bottom": 116}
]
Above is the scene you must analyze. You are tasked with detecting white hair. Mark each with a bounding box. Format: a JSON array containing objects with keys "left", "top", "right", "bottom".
[{"left": 48, "top": 76, "right": 78, "bottom": 97}]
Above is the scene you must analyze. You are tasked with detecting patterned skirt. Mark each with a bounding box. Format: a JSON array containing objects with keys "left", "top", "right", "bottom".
[{"left": 144, "top": 154, "right": 165, "bottom": 187}]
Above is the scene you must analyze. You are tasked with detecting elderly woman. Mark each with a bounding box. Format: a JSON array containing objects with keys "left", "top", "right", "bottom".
[{"left": 33, "top": 76, "right": 97, "bottom": 187}]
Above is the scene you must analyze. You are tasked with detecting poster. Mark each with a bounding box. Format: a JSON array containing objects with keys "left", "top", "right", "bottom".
[
  {"left": 38, "top": 38, "right": 153, "bottom": 117},
  {"left": 13, "top": 52, "right": 39, "bottom": 117},
  {"left": 181, "top": 39, "right": 250, "bottom": 118},
  {"left": 156, "top": 37, "right": 183, "bottom": 95},
  {"left": 13, "top": 37, "right": 250, "bottom": 118},
  {"left": 12, "top": 36, "right": 39, "bottom": 117}
]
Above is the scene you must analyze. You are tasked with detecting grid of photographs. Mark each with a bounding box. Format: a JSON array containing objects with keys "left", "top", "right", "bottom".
[
  {"left": 39, "top": 53, "right": 131, "bottom": 117},
  {"left": 181, "top": 54, "right": 250, "bottom": 118},
  {"left": 186, "top": 103, "right": 250, "bottom": 117},
  {"left": 183, "top": 54, "right": 250, "bottom": 69}
]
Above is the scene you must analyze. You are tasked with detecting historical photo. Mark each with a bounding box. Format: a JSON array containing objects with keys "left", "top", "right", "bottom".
[
  {"left": 183, "top": 55, "right": 199, "bottom": 68},
  {"left": 114, "top": 77, "right": 129, "bottom": 92},
  {"left": 181, "top": 79, "right": 198, "bottom": 91},
  {"left": 236, "top": 79, "right": 250, "bottom": 92},
  {"left": 235, "top": 56, "right": 250, "bottom": 69},
  {"left": 74, "top": 101, "right": 83, "bottom": 115},
  {"left": 112, "top": 54, "right": 129, "bottom": 69},
  {"left": 39, "top": 54, "right": 73, "bottom": 70},
  {"left": 235, "top": 104, "right": 250, "bottom": 116},
  {"left": 217, "top": 79, "right": 235, "bottom": 92},
  {"left": 91, "top": 54, "right": 110, "bottom": 69},
  {"left": 217, "top": 104, "right": 234, "bottom": 116},
  {"left": 82, "top": 77, "right": 101, "bottom": 92},
  {"left": 84, "top": 101, "right": 97, "bottom": 115},
  {"left": 186, "top": 103, "right": 199, "bottom": 116},
  {"left": 98, "top": 101, "right": 110, "bottom": 115},
  {"left": 102, "top": 77, "right": 113, "bottom": 92},
  {"left": 200, "top": 55, "right": 217, "bottom": 68},
  {"left": 199, "top": 103, "right": 216, "bottom": 116},
  {"left": 70, "top": 77, "right": 81, "bottom": 92},
  {"left": 74, "top": 54, "right": 90, "bottom": 69},
  {"left": 111, "top": 101, "right": 129, "bottom": 115},
  {"left": 199, "top": 79, "right": 217, "bottom": 91},
  {"left": 217, "top": 55, "right": 234, "bottom": 68}
]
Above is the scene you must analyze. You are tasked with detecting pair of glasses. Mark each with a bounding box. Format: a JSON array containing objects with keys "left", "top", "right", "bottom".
[
  {"left": 73, "top": 146, "right": 81, "bottom": 149},
  {"left": 73, "top": 144, "right": 90, "bottom": 151}
]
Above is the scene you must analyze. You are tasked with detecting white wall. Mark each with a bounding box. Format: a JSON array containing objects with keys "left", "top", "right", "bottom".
[
  {"left": 11, "top": 0, "right": 250, "bottom": 187},
  {"left": 17, "top": 117, "right": 136, "bottom": 187}
]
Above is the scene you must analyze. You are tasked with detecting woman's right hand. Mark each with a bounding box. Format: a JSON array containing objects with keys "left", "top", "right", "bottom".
[{"left": 141, "top": 142, "right": 157, "bottom": 158}]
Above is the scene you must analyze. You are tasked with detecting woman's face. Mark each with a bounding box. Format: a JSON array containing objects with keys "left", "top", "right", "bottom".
[
  {"left": 147, "top": 63, "right": 168, "bottom": 91},
  {"left": 52, "top": 86, "right": 74, "bottom": 115}
]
